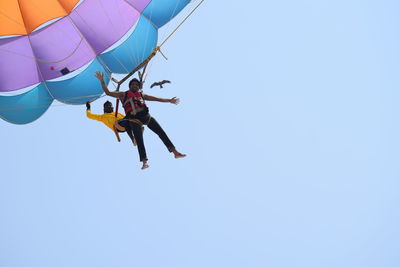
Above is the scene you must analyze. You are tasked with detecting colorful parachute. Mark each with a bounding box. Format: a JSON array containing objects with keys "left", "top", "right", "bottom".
[{"left": 0, "top": 0, "right": 190, "bottom": 124}]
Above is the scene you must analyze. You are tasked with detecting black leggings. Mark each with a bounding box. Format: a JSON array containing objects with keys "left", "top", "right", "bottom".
[
  {"left": 124, "top": 112, "right": 175, "bottom": 161},
  {"left": 117, "top": 120, "right": 135, "bottom": 144}
]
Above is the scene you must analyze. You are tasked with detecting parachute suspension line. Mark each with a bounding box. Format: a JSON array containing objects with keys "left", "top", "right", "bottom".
[
  {"left": 128, "top": 0, "right": 203, "bottom": 66},
  {"left": 158, "top": 49, "right": 168, "bottom": 60},
  {"left": 141, "top": 7, "right": 155, "bottom": 65},
  {"left": 141, "top": 54, "right": 156, "bottom": 84},
  {"left": 96, "top": 55, "right": 113, "bottom": 74},
  {"left": 99, "top": 1, "right": 138, "bottom": 71},
  {"left": 158, "top": 0, "right": 184, "bottom": 50},
  {"left": 116, "top": 0, "right": 205, "bottom": 86},
  {"left": 136, "top": 0, "right": 166, "bottom": 82},
  {"left": 121, "top": 0, "right": 160, "bottom": 30},
  {"left": 159, "top": 0, "right": 205, "bottom": 48},
  {"left": 118, "top": 1, "right": 161, "bottom": 71},
  {"left": 100, "top": 1, "right": 158, "bottom": 82},
  {"left": 107, "top": 49, "right": 130, "bottom": 73}
]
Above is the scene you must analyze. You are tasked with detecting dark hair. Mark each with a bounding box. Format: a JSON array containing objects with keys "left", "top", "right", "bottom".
[
  {"left": 129, "top": 78, "right": 140, "bottom": 88},
  {"left": 103, "top": 101, "right": 112, "bottom": 108}
]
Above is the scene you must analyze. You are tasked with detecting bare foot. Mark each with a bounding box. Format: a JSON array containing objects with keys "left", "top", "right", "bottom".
[
  {"left": 141, "top": 161, "right": 149, "bottom": 170},
  {"left": 174, "top": 151, "right": 186, "bottom": 159}
]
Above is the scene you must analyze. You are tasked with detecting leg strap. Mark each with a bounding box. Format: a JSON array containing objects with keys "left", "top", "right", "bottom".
[{"left": 126, "top": 115, "right": 152, "bottom": 126}]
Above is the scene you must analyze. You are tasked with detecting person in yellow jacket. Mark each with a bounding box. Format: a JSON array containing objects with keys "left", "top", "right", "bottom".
[{"left": 86, "top": 101, "right": 137, "bottom": 145}]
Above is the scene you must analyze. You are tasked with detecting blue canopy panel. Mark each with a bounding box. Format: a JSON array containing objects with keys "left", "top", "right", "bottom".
[
  {"left": 0, "top": 84, "right": 53, "bottom": 125},
  {"left": 99, "top": 16, "right": 158, "bottom": 74},
  {"left": 46, "top": 59, "right": 110, "bottom": 105},
  {"left": 143, "top": 0, "right": 191, "bottom": 28}
]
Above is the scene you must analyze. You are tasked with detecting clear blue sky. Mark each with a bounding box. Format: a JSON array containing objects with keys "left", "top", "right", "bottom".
[{"left": 1, "top": 1, "right": 400, "bottom": 266}]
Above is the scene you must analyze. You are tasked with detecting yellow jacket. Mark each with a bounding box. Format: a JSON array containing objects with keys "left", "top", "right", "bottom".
[{"left": 86, "top": 110, "right": 124, "bottom": 131}]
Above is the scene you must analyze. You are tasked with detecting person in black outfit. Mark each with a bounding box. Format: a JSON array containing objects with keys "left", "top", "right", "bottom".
[{"left": 95, "top": 71, "right": 186, "bottom": 170}]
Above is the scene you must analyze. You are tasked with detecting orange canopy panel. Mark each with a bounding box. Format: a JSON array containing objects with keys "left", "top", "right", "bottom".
[
  {"left": 58, "top": 0, "right": 81, "bottom": 12},
  {"left": 0, "top": 1, "right": 27, "bottom": 36},
  {"left": 0, "top": 0, "right": 81, "bottom": 36}
]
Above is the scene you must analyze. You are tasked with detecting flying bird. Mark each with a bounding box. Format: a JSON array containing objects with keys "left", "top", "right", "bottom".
[{"left": 150, "top": 80, "right": 171, "bottom": 89}]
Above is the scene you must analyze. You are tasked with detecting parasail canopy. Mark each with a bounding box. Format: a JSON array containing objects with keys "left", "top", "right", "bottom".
[{"left": 0, "top": 0, "right": 191, "bottom": 124}]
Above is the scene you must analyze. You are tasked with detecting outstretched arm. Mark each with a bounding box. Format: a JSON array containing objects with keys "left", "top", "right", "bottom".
[
  {"left": 95, "top": 71, "right": 124, "bottom": 99},
  {"left": 86, "top": 108, "right": 103, "bottom": 122},
  {"left": 85, "top": 102, "right": 105, "bottom": 122},
  {"left": 143, "top": 94, "right": 180, "bottom": 104}
]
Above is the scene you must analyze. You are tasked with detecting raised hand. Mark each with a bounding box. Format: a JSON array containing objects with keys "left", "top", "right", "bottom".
[
  {"left": 95, "top": 71, "right": 104, "bottom": 81},
  {"left": 170, "top": 97, "right": 180, "bottom": 105}
]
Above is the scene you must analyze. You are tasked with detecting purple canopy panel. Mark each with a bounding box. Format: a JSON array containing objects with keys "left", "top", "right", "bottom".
[
  {"left": 0, "top": 37, "right": 41, "bottom": 92},
  {"left": 29, "top": 17, "right": 96, "bottom": 81},
  {"left": 124, "top": 0, "right": 152, "bottom": 13},
  {"left": 69, "top": 0, "right": 142, "bottom": 54}
]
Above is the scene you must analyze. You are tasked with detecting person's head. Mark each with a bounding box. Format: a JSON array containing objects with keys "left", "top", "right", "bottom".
[
  {"left": 129, "top": 78, "right": 140, "bottom": 92},
  {"left": 103, "top": 101, "right": 113, "bottom": 113}
]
